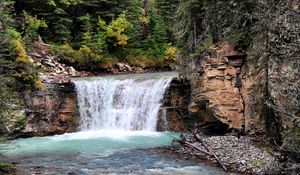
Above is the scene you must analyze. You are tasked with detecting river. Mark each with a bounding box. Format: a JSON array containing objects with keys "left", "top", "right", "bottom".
[{"left": 0, "top": 72, "right": 225, "bottom": 175}]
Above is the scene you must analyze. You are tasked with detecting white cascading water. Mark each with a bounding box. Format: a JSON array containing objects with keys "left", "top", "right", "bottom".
[{"left": 72, "top": 73, "right": 175, "bottom": 131}]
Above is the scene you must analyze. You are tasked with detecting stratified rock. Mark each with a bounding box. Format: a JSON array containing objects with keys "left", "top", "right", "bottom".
[
  {"left": 18, "top": 76, "right": 79, "bottom": 137},
  {"left": 158, "top": 78, "right": 192, "bottom": 131},
  {"left": 184, "top": 43, "right": 246, "bottom": 130}
]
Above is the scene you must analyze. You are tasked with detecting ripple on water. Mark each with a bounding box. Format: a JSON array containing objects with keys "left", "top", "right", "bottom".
[{"left": 0, "top": 131, "right": 226, "bottom": 175}]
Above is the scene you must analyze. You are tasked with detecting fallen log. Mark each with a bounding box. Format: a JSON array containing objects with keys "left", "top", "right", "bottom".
[
  {"left": 182, "top": 140, "right": 212, "bottom": 156},
  {"left": 193, "top": 132, "right": 228, "bottom": 171}
]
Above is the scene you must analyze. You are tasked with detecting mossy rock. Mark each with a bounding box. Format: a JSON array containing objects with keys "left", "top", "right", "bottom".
[{"left": 0, "top": 162, "right": 16, "bottom": 175}]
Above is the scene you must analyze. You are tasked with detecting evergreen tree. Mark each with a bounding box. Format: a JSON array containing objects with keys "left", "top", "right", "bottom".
[
  {"left": 175, "top": 0, "right": 205, "bottom": 52},
  {"left": 77, "top": 14, "right": 93, "bottom": 47}
]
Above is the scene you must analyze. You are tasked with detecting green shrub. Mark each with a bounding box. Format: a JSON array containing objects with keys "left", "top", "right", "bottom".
[
  {"left": 0, "top": 162, "right": 16, "bottom": 174},
  {"left": 5, "top": 27, "right": 40, "bottom": 88},
  {"left": 23, "top": 11, "right": 47, "bottom": 44},
  {"left": 106, "top": 13, "right": 133, "bottom": 46},
  {"left": 196, "top": 36, "right": 215, "bottom": 54},
  {"left": 13, "top": 117, "right": 27, "bottom": 129},
  {"left": 282, "top": 123, "right": 300, "bottom": 153},
  {"left": 53, "top": 43, "right": 116, "bottom": 70}
]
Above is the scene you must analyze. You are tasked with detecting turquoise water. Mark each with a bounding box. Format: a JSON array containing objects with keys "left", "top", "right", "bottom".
[
  {"left": 0, "top": 130, "right": 226, "bottom": 175},
  {"left": 0, "top": 73, "right": 226, "bottom": 174}
]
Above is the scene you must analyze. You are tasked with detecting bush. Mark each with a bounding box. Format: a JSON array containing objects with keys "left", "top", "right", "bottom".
[
  {"left": 282, "top": 123, "right": 300, "bottom": 154},
  {"left": 13, "top": 116, "right": 27, "bottom": 129},
  {"left": 196, "top": 36, "right": 214, "bottom": 54},
  {"left": 34, "top": 80, "right": 44, "bottom": 89},
  {"left": 5, "top": 27, "right": 40, "bottom": 86},
  {"left": 164, "top": 46, "right": 179, "bottom": 62},
  {"left": 53, "top": 43, "right": 116, "bottom": 70},
  {"left": 23, "top": 11, "right": 47, "bottom": 44},
  {"left": 0, "top": 162, "right": 16, "bottom": 174},
  {"left": 126, "top": 55, "right": 155, "bottom": 68},
  {"left": 53, "top": 43, "right": 77, "bottom": 64},
  {"left": 106, "top": 13, "right": 133, "bottom": 46}
]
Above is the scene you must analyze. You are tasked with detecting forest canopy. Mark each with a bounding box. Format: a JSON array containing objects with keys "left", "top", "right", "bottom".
[{"left": 10, "top": 0, "right": 181, "bottom": 70}]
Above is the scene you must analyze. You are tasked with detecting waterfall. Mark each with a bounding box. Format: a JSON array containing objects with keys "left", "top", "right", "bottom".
[{"left": 72, "top": 72, "right": 176, "bottom": 131}]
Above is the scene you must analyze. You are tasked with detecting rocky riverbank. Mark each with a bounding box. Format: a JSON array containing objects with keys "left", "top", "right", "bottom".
[{"left": 149, "top": 134, "right": 299, "bottom": 175}]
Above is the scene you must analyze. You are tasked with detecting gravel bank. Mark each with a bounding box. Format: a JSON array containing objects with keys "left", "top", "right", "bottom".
[{"left": 150, "top": 136, "right": 285, "bottom": 174}]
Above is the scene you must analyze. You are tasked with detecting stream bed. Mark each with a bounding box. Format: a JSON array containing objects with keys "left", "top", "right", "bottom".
[{"left": 0, "top": 130, "right": 226, "bottom": 175}]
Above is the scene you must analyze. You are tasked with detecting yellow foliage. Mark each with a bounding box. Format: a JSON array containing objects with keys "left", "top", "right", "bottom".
[
  {"left": 61, "top": 43, "right": 73, "bottom": 50},
  {"left": 15, "top": 41, "right": 28, "bottom": 63},
  {"left": 9, "top": 33, "right": 29, "bottom": 63},
  {"left": 127, "top": 55, "right": 154, "bottom": 68},
  {"left": 139, "top": 15, "right": 149, "bottom": 24},
  {"left": 116, "top": 35, "right": 129, "bottom": 46},
  {"left": 106, "top": 13, "right": 132, "bottom": 46},
  {"left": 78, "top": 45, "right": 102, "bottom": 63},
  {"left": 5, "top": 28, "right": 40, "bottom": 86},
  {"left": 34, "top": 80, "right": 44, "bottom": 89},
  {"left": 98, "top": 18, "right": 106, "bottom": 30},
  {"left": 164, "top": 46, "right": 178, "bottom": 61},
  {"left": 24, "top": 12, "right": 47, "bottom": 29},
  {"left": 14, "top": 70, "right": 27, "bottom": 78}
]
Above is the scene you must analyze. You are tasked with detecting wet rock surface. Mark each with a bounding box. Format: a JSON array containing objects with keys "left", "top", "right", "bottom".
[{"left": 157, "top": 78, "right": 192, "bottom": 131}]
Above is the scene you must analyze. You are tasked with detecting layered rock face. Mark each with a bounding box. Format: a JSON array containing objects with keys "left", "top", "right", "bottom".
[
  {"left": 182, "top": 44, "right": 247, "bottom": 131},
  {"left": 12, "top": 41, "right": 80, "bottom": 138},
  {"left": 20, "top": 77, "right": 79, "bottom": 137},
  {"left": 178, "top": 0, "right": 299, "bottom": 139},
  {"left": 157, "top": 78, "right": 191, "bottom": 131}
]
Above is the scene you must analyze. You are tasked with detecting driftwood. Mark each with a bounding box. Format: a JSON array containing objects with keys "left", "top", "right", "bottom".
[
  {"left": 175, "top": 137, "right": 212, "bottom": 155},
  {"left": 175, "top": 130, "right": 228, "bottom": 171},
  {"left": 193, "top": 131, "right": 228, "bottom": 171}
]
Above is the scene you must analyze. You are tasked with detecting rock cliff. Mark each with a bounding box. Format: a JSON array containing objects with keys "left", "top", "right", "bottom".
[
  {"left": 176, "top": 0, "right": 299, "bottom": 154},
  {"left": 11, "top": 41, "right": 80, "bottom": 138},
  {"left": 157, "top": 78, "right": 191, "bottom": 131},
  {"left": 190, "top": 44, "right": 246, "bottom": 130},
  {"left": 20, "top": 76, "right": 79, "bottom": 137}
]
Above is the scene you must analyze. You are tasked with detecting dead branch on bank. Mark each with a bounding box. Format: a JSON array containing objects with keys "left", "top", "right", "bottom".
[{"left": 174, "top": 130, "right": 228, "bottom": 171}]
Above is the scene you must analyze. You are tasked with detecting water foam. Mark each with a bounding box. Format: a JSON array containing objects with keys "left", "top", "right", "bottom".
[
  {"left": 50, "top": 130, "right": 163, "bottom": 141},
  {"left": 72, "top": 72, "right": 176, "bottom": 131}
]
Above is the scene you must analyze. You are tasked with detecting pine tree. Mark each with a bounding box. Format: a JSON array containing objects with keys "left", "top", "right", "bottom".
[
  {"left": 175, "top": 0, "right": 205, "bottom": 52},
  {"left": 77, "top": 14, "right": 93, "bottom": 47}
]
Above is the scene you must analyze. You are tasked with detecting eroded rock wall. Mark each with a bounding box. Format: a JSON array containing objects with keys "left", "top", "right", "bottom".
[
  {"left": 20, "top": 77, "right": 79, "bottom": 137},
  {"left": 6, "top": 41, "right": 81, "bottom": 138},
  {"left": 179, "top": 44, "right": 247, "bottom": 131},
  {"left": 157, "top": 78, "right": 191, "bottom": 131},
  {"left": 177, "top": 1, "right": 299, "bottom": 139}
]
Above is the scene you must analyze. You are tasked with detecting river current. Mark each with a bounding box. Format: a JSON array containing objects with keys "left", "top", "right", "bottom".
[{"left": 0, "top": 72, "right": 225, "bottom": 175}]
